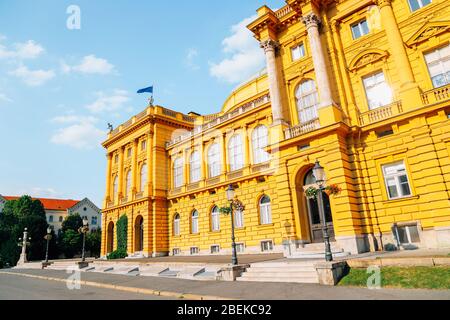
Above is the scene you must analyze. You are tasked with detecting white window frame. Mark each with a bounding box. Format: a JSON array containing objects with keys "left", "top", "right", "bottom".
[
  {"left": 228, "top": 135, "right": 244, "bottom": 172},
  {"left": 190, "top": 247, "right": 199, "bottom": 255},
  {"left": 425, "top": 44, "right": 450, "bottom": 89},
  {"left": 173, "top": 214, "right": 181, "bottom": 236},
  {"left": 252, "top": 125, "right": 270, "bottom": 164},
  {"left": 296, "top": 79, "right": 319, "bottom": 123},
  {"left": 234, "top": 210, "right": 244, "bottom": 229},
  {"left": 210, "top": 245, "right": 220, "bottom": 254},
  {"left": 140, "top": 163, "right": 147, "bottom": 192},
  {"left": 211, "top": 206, "right": 220, "bottom": 232},
  {"left": 394, "top": 224, "right": 420, "bottom": 245},
  {"left": 235, "top": 243, "right": 245, "bottom": 253},
  {"left": 291, "top": 43, "right": 305, "bottom": 61},
  {"left": 351, "top": 19, "right": 369, "bottom": 40},
  {"left": 189, "top": 151, "right": 201, "bottom": 183},
  {"left": 363, "top": 71, "right": 393, "bottom": 110},
  {"left": 173, "top": 248, "right": 181, "bottom": 256},
  {"left": 259, "top": 196, "right": 272, "bottom": 225},
  {"left": 91, "top": 216, "right": 97, "bottom": 225},
  {"left": 261, "top": 240, "right": 274, "bottom": 252},
  {"left": 407, "top": 0, "right": 432, "bottom": 12},
  {"left": 112, "top": 176, "right": 118, "bottom": 199},
  {"left": 173, "top": 158, "right": 184, "bottom": 188},
  {"left": 207, "top": 143, "right": 221, "bottom": 178},
  {"left": 125, "top": 170, "right": 132, "bottom": 196},
  {"left": 191, "top": 210, "right": 199, "bottom": 234},
  {"left": 382, "top": 161, "right": 412, "bottom": 200}
]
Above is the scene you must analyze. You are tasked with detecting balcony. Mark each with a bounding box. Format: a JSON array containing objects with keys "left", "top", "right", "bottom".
[
  {"left": 169, "top": 187, "right": 182, "bottom": 196},
  {"left": 206, "top": 176, "right": 220, "bottom": 186},
  {"left": 252, "top": 162, "right": 271, "bottom": 174},
  {"left": 284, "top": 118, "right": 320, "bottom": 140},
  {"left": 359, "top": 101, "right": 403, "bottom": 126},
  {"left": 135, "top": 191, "right": 144, "bottom": 200},
  {"left": 227, "top": 169, "right": 244, "bottom": 180},
  {"left": 187, "top": 182, "right": 200, "bottom": 191},
  {"left": 421, "top": 84, "right": 450, "bottom": 105}
]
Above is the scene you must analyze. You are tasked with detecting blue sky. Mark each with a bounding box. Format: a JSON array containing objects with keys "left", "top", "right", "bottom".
[{"left": 0, "top": 0, "right": 285, "bottom": 206}]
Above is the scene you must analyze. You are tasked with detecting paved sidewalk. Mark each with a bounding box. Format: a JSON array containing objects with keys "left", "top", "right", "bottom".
[{"left": 2, "top": 269, "right": 449, "bottom": 300}]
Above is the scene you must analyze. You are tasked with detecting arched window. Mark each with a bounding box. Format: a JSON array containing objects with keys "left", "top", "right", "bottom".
[
  {"left": 113, "top": 175, "right": 118, "bottom": 199},
  {"left": 125, "top": 170, "right": 132, "bottom": 196},
  {"left": 211, "top": 206, "right": 220, "bottom": 232},
  {"left": 189, "top": 151, "right": 201, "bottom": 183},
  {"left": 259, "top": 195, "right": 272, "bottom": 225},
  {"left": 228, "top": 135, "right": 243, "bottom": 171},
  {"left": 140, "top": 163, "right": 147, "bottom": 192},
  {"left": 173, "top": 158, "right": 184, "bottom": 188},
  {"left": 252, "top": 125, "right": 269, "bottom": 164},
  {"left": 207, "top": 143, "right": 221, "bottom": 178},
  {"left": 191, "top": 210, "right": 199, "bottom": 234},
  {"left": 173, "top": 214, "right": 181, "bottom": 236},
  {"left": 296, "top": 79, "right": 319, "bottom": 123}
]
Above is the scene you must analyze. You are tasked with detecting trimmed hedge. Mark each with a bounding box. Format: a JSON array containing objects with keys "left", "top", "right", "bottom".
[
  {"left": 107, "top": 248, "right": 127, "bottom": 260},
  {"left": 116, "top": 215, "right": 128, "bottom": 252}
]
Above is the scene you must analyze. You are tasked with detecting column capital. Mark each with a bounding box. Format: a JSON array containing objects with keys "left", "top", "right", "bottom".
[
  {"left": 330, "top": 19, "right": 340, "bottom": 33},
  {"left": 375, "top": 0, "right": 392, "bottom": 9},
  {"left": 302, "top": 12, "right": 322, "bottom": 30},
  {"left": 260, "top": 39, "right": 280, "bottom": 53}
]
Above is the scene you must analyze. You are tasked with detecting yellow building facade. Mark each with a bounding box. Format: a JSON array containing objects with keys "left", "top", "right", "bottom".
[{"left": 101, "top": 0, "right": 450, "bottom": 258}]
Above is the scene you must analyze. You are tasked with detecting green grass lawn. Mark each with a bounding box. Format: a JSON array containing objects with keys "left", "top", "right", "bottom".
[{"left": 339, "top": 267, "right": 450, "bottom": 290}]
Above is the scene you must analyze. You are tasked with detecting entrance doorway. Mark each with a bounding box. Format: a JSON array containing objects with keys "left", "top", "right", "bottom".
[
  {"left": 107, "top": 222, "right": 114, "bottom": 253},
  {"left": 303, "top": 169, "right": 335, "bottom": 243},
  {"left": 134, "top": 216, "right": 144, "bottom": 252}
]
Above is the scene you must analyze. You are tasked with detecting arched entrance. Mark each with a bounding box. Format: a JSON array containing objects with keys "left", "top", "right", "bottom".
[
  {"left": 298, "top": 169, "right": 335, "bottom": 243},
  {"left": 107, "top": 222, "right": 114, "bottom": 254},
  {"left": 134, "top": 216, "right": 144, "bottom": 253}
]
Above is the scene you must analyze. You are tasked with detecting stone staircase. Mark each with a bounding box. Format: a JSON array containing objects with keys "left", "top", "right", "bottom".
[
  {"left": 288, "top": 242, "right": 351, "bottom": 259},
  {"left": 46, "top": 260, "right": 83, "bottom": 271},
  {"left": 237, "top": 261, "right": 320, "bottom": 284}
]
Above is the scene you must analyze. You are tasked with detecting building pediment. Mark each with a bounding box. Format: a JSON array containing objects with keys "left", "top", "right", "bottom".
[
  {"left": 348, "top": 49, "right": 389, "bottom": 72},
  {"left": 406, "top": 21, "right": 450, "bottom": 48}
]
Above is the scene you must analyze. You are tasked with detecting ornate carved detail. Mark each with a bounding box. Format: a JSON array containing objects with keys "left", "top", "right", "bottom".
[
  {"left": 260, "top": 39, "right": 280, "bottom": 53},
  {"left": 302, "top": 12, "right": 322, "bottom": 29},
  {"left": 406, "top": 21, "right": 450, "bottom": 48},
  {"left": 375, "top": 0, "right": 392, "bottom": 9},
  {"left": 349, "top": 49, "right": 389, "bottom": 72}
]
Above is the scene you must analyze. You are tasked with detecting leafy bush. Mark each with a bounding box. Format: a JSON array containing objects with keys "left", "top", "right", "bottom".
[
  {"left": 116, "top": 215, "right": 128, "bottom": 252},
  {"left": 107, "top": 248, "right": 127, "bottom": 260}
]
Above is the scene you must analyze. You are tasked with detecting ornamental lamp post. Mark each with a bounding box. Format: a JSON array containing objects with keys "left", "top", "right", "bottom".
[
  {"left": 226, "top": 184, "right": 239, "bottom": 266},
  {"left": 313, "top": 160, "right": 333, "bottom": 262},
  {"left": 284, "top": 220, "right": 293, "bottom": 256},
  {"left": 79, "top": 217, "right": 90, "bottom": 262},
  {"left": 44, "top": 227, "right": 53, "bottom": 263}
]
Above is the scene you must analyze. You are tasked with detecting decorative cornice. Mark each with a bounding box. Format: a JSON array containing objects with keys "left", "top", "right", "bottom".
[
  {"left": 349, "top": 49, "right": 390, "bottom": 72},
  {"left": 405, "top": 20, "right": 450, "bottom": 48}
]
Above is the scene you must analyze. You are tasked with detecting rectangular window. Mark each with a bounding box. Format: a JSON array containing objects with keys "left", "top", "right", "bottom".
[
  {"left": 261, "top": 240, "right": 274, "bottom": 252},
  {"left": 91, "top": 216, "right": 97, "bottom": 225},
  {"left": 408, "top": 0, "right": 431, "bottom": 12},
  {"left": 173, "top": 248, "right": 181, "bottom": 256},
  {"left": 234, "top": 210, "right": 244, "bottom": 229},
  {"left": 127, "top": 148, "right": 132, "bottom": 158},
  {"left": 383, "top": 162, "right": 412, "bottom": 200},
  {"left": 425, "top": 44, "right": 450, "bottom": 88},
  {"left": 363, "top": 71, "right": 393, "bottom": 109},
  {"left": 141, "top": 140, "right": 147, "bottom": 151},
  {"left": 394, "top": 224, "right": 420, "bottom": 244},
  {"left": 210, "top": 245, "right": 220, "bottom": 254},
  {"left": 291, "top": 43, "right": 305, "bottom": 61},
  {"left": 190, "top": 247, "right": 199, "bottom": 255},
  {"left": 114, "top": 154, "right": 119, "bottom": 164},
  {"left": 236, "top": 243, "right": 245, "bottom": 253},
  {"left": 173, "top": 159, "right": 183, "bottom": 188},
  {"left": 351, "top": 19, "right": 369, "bottom": 39}
]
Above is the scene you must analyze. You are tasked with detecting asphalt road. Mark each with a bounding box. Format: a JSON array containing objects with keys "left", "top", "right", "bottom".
[{"left": 0, "top": 273, "right": 174, "bottom": 300}]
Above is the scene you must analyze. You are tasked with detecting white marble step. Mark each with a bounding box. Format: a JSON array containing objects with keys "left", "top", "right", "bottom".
[
  {"left": 237, "top": 276, "right": 319, "bottom": 284},
  {"left": 289, "top": 251, "right": 350, "bottom": 259},
  {"left": 139, "top": 266, "right": 169, "bottom": 277}
]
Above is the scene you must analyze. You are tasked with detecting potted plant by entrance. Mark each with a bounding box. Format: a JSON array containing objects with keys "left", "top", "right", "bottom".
[{"left": 304, "top": 184, "right": 342, "bottom": 199}]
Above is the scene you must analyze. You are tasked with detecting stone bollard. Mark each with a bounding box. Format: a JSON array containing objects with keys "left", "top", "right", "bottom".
[{"left": 314, "top": 261, "right": 349, "bottom": 286}]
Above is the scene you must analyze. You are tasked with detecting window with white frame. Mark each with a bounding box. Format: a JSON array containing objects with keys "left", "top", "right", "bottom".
[
  {"left": 207, "top": 143, "right": 221, "bottom": 178},
  {"left": 363, "top": 71, "right": 393, "bottom": 109},
  {"left": 173, "top": 157, "right": 184, "bottom": 188},
  {"left": 235, "top": 243, "right": 245, "bottom": 253},
  {"left": 252, "top": 125, "right": 270, "bottom": 164},
  {"left": 125, "top": 170, "right": 131, "bottom": 196},
  {"left": 91, "top": 216, "right": 98, "bottom": 225},
  {"left": 351, "top": 19, "right": 369, "bottom": 39},
  {"left": 383, "top": 162, "right": 412, "bottom": 200},
  {"left": 189, "top": 151, "right": 201, "bottom": 183},
  {"left": 261, "top": 240, "right": 274, "bottom": 252},
  {"left": 140, "top": 163, "right": 147, "bottom": 192},
  {"left": 190, "top": 247, "right": 199, "bottom": 255},
  {"left": 228, "top": 135, "right": 244, "bottom": 171},
  {"left": 210, "top": 245, "right": 220, "bottom": 254},
  {"left": 407, "top": 0, "right": 431, "bottom": 12},
  {"left": 296, "top": 79, "right": 319, "bottom": 123},
  {"left": 425, "top": 44, "right": 450, "bottom": 88},
  {"left": 259, "top": 195, "right": 272, "bottom": 225},
  {"left": 394, "top": 223, "right": 420, "bottom": 244},
  {"left": 211, "top": 206, "right": 220, "bottom": 232},
  {"left": 112, "top": 176, "right": 118, "bottom": 199},
  {"left": 191, "top": 210, "right": 199, "bottom": 234},
  {"left": 173, "top": 248, "right": 181, "bottom": 256},
  {"left": 234, "top": 210, "right": 244, "bottom": 229},
  {"left": 173, "top": 214, "right": 181, "bottom": 236},
  {"left": 291, "top": 43, "right": 305, "bottom": 61}
]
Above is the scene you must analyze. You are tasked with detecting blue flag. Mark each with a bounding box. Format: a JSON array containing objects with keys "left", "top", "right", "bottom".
[{"left": 137, "top": 86, "right": 153, "bottom": 94}]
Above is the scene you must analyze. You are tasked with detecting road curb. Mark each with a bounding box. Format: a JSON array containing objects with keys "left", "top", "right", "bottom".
[{"left": 0, "top": 271, "right": 232, "bottom": 300}]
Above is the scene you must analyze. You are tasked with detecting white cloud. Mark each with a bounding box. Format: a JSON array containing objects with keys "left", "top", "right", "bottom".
[
  {"left": 85, "top": 89, "right": 130, "bottom": 113},
  {"left": 209, "top": 15, "right": 265, "bottom": 84},
  {"left": 62, "top": 55, "right": 116, "bottom": 75},
  {"left": 51, "top": 114, "right": 98, "bottom": 124},
  {"left": 0, "top": 93, "right": 13, "bottom": 103},
  {"left": 9, "top": 65, "right": 55, "bottom": 86},
  {"left": 185, "top": 48, "right": 200, "bottom": 70},
  {"left": 0, "top": 40, "right": 44, "bottom": 60},
  {"left": 51, "top": 121, "right": 106, "bottom": 150}
]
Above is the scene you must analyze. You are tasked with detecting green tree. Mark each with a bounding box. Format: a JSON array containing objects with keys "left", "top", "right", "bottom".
[
  {"left": 86, "top": 228, "right": 102, "bottom": 258},
  {"left": 61, "top": 214, "right": 83, "bottom": 232},
  {"left": 60, "top": 229, "right": 82, "bottom": 259},
  {"left": 116, "top": 215, "right": 128, "bottom": 252}
]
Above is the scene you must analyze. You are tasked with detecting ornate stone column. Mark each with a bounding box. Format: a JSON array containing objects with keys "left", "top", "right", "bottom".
[
  {"left": 146, "top": 133, "right": 153, "bottom": 196},
  {"left": 302, "top": 12, "right": 334, "bottom": 109},
  {"left": 131, "top": 139, "right": 138, "bottom": 199},
  {"left": 261, "top": 39, "right": 285, "bottom": 125},
  {"left": 221, "top": 133, "right": 228, "bottom": 175},
  {"left": 117, "top": 146, "right": 124, "bottom": 203},
  {"left": 105, "top": 153, "right": 112, "bottom": 203}
]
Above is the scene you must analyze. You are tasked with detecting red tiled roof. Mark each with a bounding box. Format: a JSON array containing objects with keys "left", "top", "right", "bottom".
[{"left": 3, "top": 196, "right": 80, "bottom": 211}]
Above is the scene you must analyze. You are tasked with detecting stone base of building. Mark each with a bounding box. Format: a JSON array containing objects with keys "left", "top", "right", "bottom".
[
  {"left": 169, "top": 245, "right": 284, "bottom": 257},
  {"left": 335, "top": 235, "right": 370, "bottom": 255}
]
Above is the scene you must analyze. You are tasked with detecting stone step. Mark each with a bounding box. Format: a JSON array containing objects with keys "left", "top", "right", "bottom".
[
  {"left": 289, "top": 251, "right": 351, "bottom": 259},
  {"left": 194, "top": 271, "right": 218, "bottom": 281},
  {"left": 159, "top": 269, "right": 180, "bottom": 277},
  {"left": 247, "top": 266, "right": 316, "bottom": 273},
  {"left": 108, "top": 266, "right": 140, "bottom": 276},
  {"left": 241, "top": 271, "right": 317, "bottom": 278},
  {"left": 139, "top": 266, "right": 169, "bottom": 277},
  {"left": 177, "top": 267, "right": 205, "bottom": 279},
  {"left": 250, "top": 261, "right": 318, "bottom": 268},
  {"left": 237, "top": 276, "right": 319, "bottom": 284}
]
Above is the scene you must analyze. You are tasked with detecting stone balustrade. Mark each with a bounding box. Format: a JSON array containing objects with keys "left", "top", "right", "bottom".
[
  {"left": 359, "top": 101, "right": 403, "bottom": 126},
  {"left": 284, "top": 118, "right": 321, "bottom": 140},
  {"left": 421, "top": 84, "right": 450, "bottom": 105}
]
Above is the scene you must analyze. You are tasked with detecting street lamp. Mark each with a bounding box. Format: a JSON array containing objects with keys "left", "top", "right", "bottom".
[
  {"left": 313, "top": 160, "right": 333, "bottom": 262},
  {"left": 44, "top": 227, "right": 53, "bottom": 263},
  {"left": 226, "top": 184, "right": 239, "bottom": 266},
  {"left": 79, "top": 217, "right": 90, "bottom": 262}
]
